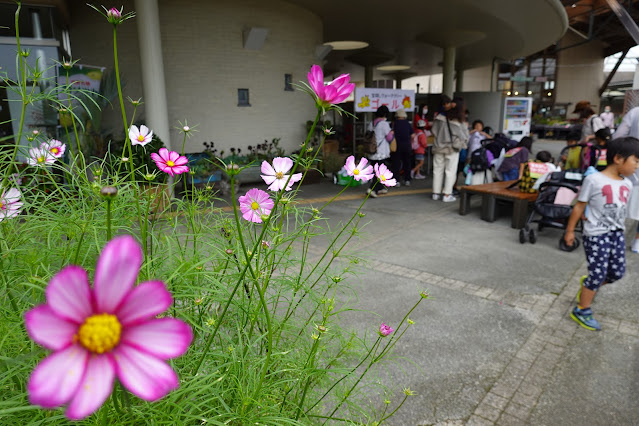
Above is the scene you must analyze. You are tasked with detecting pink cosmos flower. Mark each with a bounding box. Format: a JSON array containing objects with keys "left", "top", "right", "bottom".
[
  {"left": 0, "top": 187, "right": 23, "bottom": 222},
  {"left": 24, "top": 235, "right": 193, "bottom": 420},
  {"left": 129, "top": 125, "right": 154, "bottom": 146},
  {"left": 238, "top": 188, "right": 274, "bottom": 223},
  {"left": 344, "top": 156, "right": 374, "bottom": 182},
  {"left": 261, "top": 157, "right": 303, "bottom": 191},
  {"left": 106, "top": 7, "right": 123, "bottom": 24},
  {"left": 307, "top": 65, "right": 355, "bottom": 108},
  {"left": 379, "top": 323, "right": 394, "bottom": 337},
  {"left": 40, "top": 139, "right": 66, "bottom": 159},
  {"left": 27, "top": 147, "right": 56, "bottom": 167},
  {"left": 374, "top": 163, "right": 397, "bottom": 187},
  {"left": 151, "top": 148, "right": 189, "bottom": 176}
]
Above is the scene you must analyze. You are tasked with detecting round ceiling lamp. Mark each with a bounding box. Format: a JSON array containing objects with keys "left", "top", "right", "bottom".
[
  {"left": 376, "top": 65, "right": 411, "bottom": 71},
  {"left": 323, "top": 41, "right": 369, "bottom": 50}
]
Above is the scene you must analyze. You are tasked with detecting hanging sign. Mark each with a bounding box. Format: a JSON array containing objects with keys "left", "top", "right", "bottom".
[{"left": 354, "top": 88, "right": 415, "bottom": 112}]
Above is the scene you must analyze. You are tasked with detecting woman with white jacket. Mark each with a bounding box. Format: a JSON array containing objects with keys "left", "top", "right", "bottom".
[{"left": 430, "top": 99, "right": 469, "bottom": 202}]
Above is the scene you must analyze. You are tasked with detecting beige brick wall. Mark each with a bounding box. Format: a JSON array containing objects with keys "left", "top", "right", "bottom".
[{"left": 69, "top": 0, "right": 322, "bottom": 154}]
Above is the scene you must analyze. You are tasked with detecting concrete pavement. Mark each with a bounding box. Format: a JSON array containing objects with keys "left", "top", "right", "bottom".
[{"left": 223, "top": 139, "right": 639, "bottom": 425}]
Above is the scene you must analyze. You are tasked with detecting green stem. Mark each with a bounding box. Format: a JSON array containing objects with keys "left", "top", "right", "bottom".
[
  {"left": 112, "top": 26, "right": 134, "bottom": 183},
  {"left": 106, "top": 199, "right": 112, "bottom": 241}
]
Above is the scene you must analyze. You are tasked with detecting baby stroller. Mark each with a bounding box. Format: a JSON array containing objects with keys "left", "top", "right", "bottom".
[{"left": 518, "top": 170, "right": 583, "bottom": 245}]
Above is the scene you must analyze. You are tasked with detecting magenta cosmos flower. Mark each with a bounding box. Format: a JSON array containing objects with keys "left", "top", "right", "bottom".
[
  {"left": 24, "top": 235, "right": 193, "bottom": 420},
  {"left": 27, "top": 147, "right": 56, "bottom": 167},
  {"left": 261, "top": 157, "right": 302, "bottom": 191},
  {"left": 379, "top": 323, "right": 394, "bottom": 337},
  {"left": 0, "top": 187, "right": 23, "bottom": 222},
  {"left": 238, "top": 188, "right": 274, "bottom": 223},
  {"left": 151, "top": 148, "right": 189, "bottom": 176},
  {"left": 344, "top": 156, "right": 374, "bottom": 182},
  {"left": 40, "top": 139, "right": 66, "bottom": 159},
  {"left": 129, "top": 125, "right": 154, "bottom": 147},
  {"left": 307, "top": 65, "right": 355, "bottom": 109},
  {"left": 374, "top": 163, "right": 397, "bottom": 187}
]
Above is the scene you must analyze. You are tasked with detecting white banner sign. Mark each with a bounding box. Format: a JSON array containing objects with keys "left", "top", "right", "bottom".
[{"left": 354, "top": 88, "right": 415, "bottom": 112}]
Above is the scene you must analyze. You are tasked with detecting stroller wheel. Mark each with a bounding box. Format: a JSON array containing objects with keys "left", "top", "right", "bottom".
[
  {"left": 519, "top": 228, "right": 527, "bottom": 244},
  {"left": 529, "top": 229, "right": 537, "bottom": 244}
]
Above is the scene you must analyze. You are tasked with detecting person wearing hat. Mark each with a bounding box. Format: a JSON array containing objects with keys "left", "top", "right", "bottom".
[
  {"left": 411, "top": 119, "right": 429, "bottom": 179},
  {"left": 392, "top": 108, "right": 414, "bottom": 186},
  {"left": 574, "top": 100, "right": 605, "bottom": 143}
]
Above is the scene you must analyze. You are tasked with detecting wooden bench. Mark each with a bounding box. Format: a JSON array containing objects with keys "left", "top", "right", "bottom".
[{"left": 458, "top": 181, "right": 538, "bottom": 229}]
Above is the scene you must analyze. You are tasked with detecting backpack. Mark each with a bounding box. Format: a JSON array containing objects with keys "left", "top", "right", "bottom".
[
  {"left": 411, "top": 133, "right": 421, "bottom": 151},
  {"left": 470, "top": 147, "right": 490, "bottom": 172},
  {"left": 518, "top": 161, "right": 553, "bottom": 193},
  {"left": 363, "top": 122, "right": 380, "bottom": 154}
]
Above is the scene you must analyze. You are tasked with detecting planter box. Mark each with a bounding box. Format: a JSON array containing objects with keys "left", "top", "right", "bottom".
[{"left": 237, "top": 165, "right": 263, "bottom": 184}]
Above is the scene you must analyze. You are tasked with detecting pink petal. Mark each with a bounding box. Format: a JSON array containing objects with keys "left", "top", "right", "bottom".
[
  {"left": 323, "top": 85, "right": 337, "bottom": 103},
  {"left": 28, "top": 344, "right": 89, "bottom": 408},
  {"left": 113, "top": 345, "right": 179, "bottom": 401},
  {"left": 168, "top": 150, "right": 180, "bottom": 162},
  {"left": 116, "top": 281, "right": 172, "bottom": 326},
  {"left": 172, "top": 165, "right": 189, "bottom": 175},
  {"left": 128, "top": 126, "right": 139, "bottom": 142},
  {"left": 332, "top": 83, "right": 355, "bottom": 104},
  {"left": 121, "top": 318, "right": 192, "bottom": 359},
  {"left": 329, "top": 74, "right": 351, "bottom": 92},
  {"left": 46, "top": 266, "right": 92, "bottom": 323},
  {"left": 308, "top": 65, "right": 325, "bottom": 98},
  {"left": 356, "top": 157, "right": 369, "bottom": 170},
  {"left": 140, "top": 125, "right": 150, "bottom": 136},
  {"left": 344, "top": 156, "right": 355, "bottom": 173},
  {"left": 4, "top": 188, "right": 21, "bottom": 203},
  {"left": 272, "top": 157, "right": 292, "bottom": 173},
  {"left": 151, "top": 152, "right": 163, "bottom": 164},
  {"left": 267, "top": 180, "right": 285, "bottom": 192},
  {"left": 94, "top": 236, "right": 142, "bottom": 314},
  {"left": 173, "top": 155, "right": 188, "bottom": 166},
  {"left": 158, "top": 147, "right": 170, "bottom": 162},
  {"left": 261, "top": 160, "right": 275, "bottom": 176},
  {"left": 65, "top": 355, "right": 115, "bottom": 420},
  {"left": 25, "top": 305, "right": 77, "bottom": 350},
  {"left": 261, "top": 175, "right": 277, "bottom": 186}
]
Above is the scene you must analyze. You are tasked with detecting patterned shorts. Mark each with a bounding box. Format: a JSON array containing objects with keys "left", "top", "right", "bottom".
[{"left": 582, "top": 230, "right": 626, "bottom": 291}]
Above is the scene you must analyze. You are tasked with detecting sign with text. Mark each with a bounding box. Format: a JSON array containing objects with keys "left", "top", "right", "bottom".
[{"left": 354, "top": 88, "right": 415, "bottom": 112}]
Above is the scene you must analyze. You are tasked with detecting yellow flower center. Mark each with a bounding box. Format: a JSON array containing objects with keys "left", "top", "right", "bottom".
[
  {"left": 251, "top": 201, "right": 260, "bottom": 210},
  {"left": 137, "top": 135, "right": 145, "bottom": 142},
  {"left": 0, "top": 201, "right": 4, "bottom": 210},
  {"left": 353, "top": 169, "right": 360, "bottom": 175},
  {"left": 381, "top": 175, "right": 386, "bottom": 182},
  {"left": 37, "top": 156, "right": 46, "bottom": 163},
  {"left": 166, "top": 160, "right": 175, "bottom": 167},
  {"left": 76, "top": 313, "right": 121, "bottom": 354},
  {"left": 275, "top": 172, "right": 284, "bottom": 179},
  {"left": 51, "top": 148, "right": 59, "bottom": 154}
]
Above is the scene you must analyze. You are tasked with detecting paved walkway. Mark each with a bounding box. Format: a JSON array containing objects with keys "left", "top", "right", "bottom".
[{"left": 220, "top": 139, "right": 639, "bottom": 425}]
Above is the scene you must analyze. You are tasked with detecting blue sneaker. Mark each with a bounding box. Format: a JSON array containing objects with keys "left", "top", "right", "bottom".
[{"left": 570, "top": 307, "right": 601, "bottom": 331}]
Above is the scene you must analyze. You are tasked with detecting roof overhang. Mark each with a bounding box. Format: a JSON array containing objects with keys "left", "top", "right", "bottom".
[{"left": 287, "top": 0, "right": 568, "bottom": 78}]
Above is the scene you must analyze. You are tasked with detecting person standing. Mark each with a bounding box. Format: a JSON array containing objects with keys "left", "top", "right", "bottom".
[
  {"left": 366, "top": 105, "right": 394, "bottom": 198},
  {"left": 612, "top": 106, "right": 639, "bottom": 252},
  {"left": 563, "top": 137, "right": 639, "bottom": 330},
  {"left": 574, "top": 100, "right": 605, "bottom": 142},
  {"left": 600, "top": 105, "right": 615, "bottom": 130},
  {"left": 392, "top": 108, "right": 414, "bottom": 186},
  {"left": 411, "top": 120, "right": 428, "bottom": 179},
  {"left": 431, "top": 98, "right": 468, "bottom": 202},
  {"left": 413, "top": 103, "right": 431, "bottom": 132}
]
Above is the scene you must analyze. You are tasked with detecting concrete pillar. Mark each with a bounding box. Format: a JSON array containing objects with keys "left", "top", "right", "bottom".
[
  {"left": 442, "top": 47, "right": 455, "bottom": 98},
  {"left": 633, "top": 63, "right": 639, "bottom": 89},
  {"left": 134, "top": 0, "right": 171, "bottom": 150},
  {"left": 455, "top": 68, "right": 464, "bottom": 93},
  {"left": 364, "top": 65, "right": 374, "bottom": 87}
]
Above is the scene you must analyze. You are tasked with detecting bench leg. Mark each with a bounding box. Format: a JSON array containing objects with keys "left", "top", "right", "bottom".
[
  {"left": 481, "top": 194, "right": 497, "bottom": 222},
  {"left": 512, "top": 199, "right": 529, "bottom": 229},
  {"left": 459, "top": 191, "right": 471, "bottom": 215}
]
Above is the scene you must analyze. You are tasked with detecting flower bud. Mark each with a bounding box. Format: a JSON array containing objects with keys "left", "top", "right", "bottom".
[
  {"left": 93, "top": 168, "right": 102, "bottom": 177},
  {"left": 106, "top": 7, "right": 123, "bottom": 25},
  {"left": 195, "top": 298, "right": 203, "bottom": 305},
  {"left": 260, "top": 214, "right": 269, "bottom": 222},
  {"left": 121, "top": 156, "right": 130, "bottom": 162},
  {"left": 144, "top": 172, "right": 156, "bottom": 182},
  {"left": 317, "top": 325, "right": 327, "bottom": 333},
  {"left": 100, "top": 186, "right": 118, "bottom": 199},
  {"left": 183, "top": 126, "right": 190, "bottom": 132},
  {"left": 225, "top": 249, "right": 234, "bottom": 255}
]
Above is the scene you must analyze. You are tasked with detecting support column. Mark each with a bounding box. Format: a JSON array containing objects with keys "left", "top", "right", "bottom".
[
  {"left": 442, "top": 46, "right": 455, "bottom": 98},
  {"left": 364, "top": 65, "right": 374, "bottom": 87},
  {"left": 455, "top": 68, "right": 464, "bottom": 93},
  {"left": 134, "top": 0, "right": 171, "bottom": 150}
]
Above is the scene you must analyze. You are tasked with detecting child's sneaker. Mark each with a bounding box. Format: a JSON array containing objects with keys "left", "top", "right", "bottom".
[
  {"left": 570, "top": 306, "right": 601, "bottom": 331},
  {"left": 432, "top": 193, "right": 441, "bottom": 201},
  {"left": 377, "top": 188, "right": 388, "bottom": 195},
  {"left": 631, "top": 238, "right": 639, "bottom": 253},
  {"left": 442, "top": 194, "right": 457, "bottom": 203},
  {"left": 414, "top": 173, "right": 426, "bottom": 179},
  {"left": 366, "top": 188, "right": 378, "bottom": 198},
  {"left": 576, "top": 275, "right": 587, "bottom": 304}
]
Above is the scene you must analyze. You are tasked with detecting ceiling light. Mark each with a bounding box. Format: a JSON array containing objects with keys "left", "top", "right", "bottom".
[
  {"left": 323, "top": 41, "right": 369, "bottom": 50},
  {"left": 376, "top": 65, "right": 411, "bottom": 71},
  {"left": 507, "top": 91, "right": 512, "bottom": 96},
  {"left": 527, "top": 90, "right": 533, "bottom": 95},
  {"left": 514, "top": 91, "right": 519, "bottom": 95},
  {"left": 548, "top": 92, "right": 552, "bottom": 96}
]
